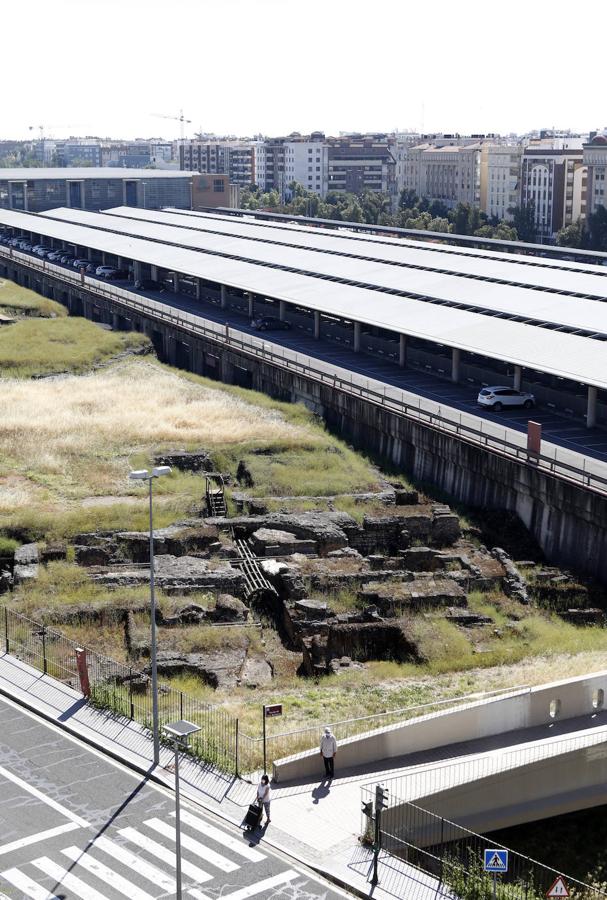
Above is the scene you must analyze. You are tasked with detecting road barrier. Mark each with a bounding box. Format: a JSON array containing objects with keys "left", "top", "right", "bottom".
[{"left": 3, "top": 244, "right": 605, "bottom": 497}]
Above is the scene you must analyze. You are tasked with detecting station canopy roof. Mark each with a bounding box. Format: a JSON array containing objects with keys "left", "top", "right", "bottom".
[{"left": 1, "top": 206, "right": 606, "bottom": 390}]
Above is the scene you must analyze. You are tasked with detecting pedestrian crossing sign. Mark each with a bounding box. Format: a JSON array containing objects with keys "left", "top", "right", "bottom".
[
  {"left": 546, "top": 876, "right": 569, "bottom": 897},
  {"left": 483, "top": 849, "right": 509, "bottom": 872}
]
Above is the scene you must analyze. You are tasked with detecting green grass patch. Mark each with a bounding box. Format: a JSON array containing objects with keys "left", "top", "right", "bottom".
[
  {"left": 0, "top": 317, "right": 150, "bottom": 377},
  {"left": 0, "top": 278, "right": 67, "bottom": 318}
]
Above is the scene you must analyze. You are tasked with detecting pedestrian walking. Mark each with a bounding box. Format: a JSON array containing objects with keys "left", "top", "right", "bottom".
[
  {"left": 320, "top": 726, "right": 337, "bottom": 778},
  {"left": 256, "top": 774, "right": 271, "bottom": 825}
]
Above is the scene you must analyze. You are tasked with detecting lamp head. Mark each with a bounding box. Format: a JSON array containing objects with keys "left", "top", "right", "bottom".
[
  {"left": 152, "top": 466, "right": 172, "bottom": 478},
  {"left": 129, "top": 469, "right": 149, "bottom": 481}
]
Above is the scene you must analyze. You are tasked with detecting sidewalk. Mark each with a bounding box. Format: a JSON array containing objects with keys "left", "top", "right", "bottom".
[{"left": 0, "top": 650, "right": 450, "bottom": 900}]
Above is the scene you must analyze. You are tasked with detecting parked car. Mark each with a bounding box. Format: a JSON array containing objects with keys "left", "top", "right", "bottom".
[
  {"left": 72, "top": 258, "right": 90, "bottom": 269},
  {"left": 134, "top": 278, "right": 160, "bottom": 291},
  {"left": 250, "top": 315, "right": 291, "bottom": 331},
  {"left": 60, "top": 253, "right": 77, "bottom": 264},
  {"left": 47, "top": 249, "right": 67, "bottom": 261},
  {"left": 477, "top": 386, "right": 535, "bottom": 411},
  {"left": 95, "top": 265, "right": 119, "bottom": 278},
  {"left": 35, "top": 247, "right": 53, "bottom": 257}
]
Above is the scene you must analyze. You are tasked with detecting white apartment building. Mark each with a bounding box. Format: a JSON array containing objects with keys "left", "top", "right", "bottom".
[
  {"left": 481, "top": 144, "right": 522, "bottom": 221},
  {"left": 284, "top": 137, "right": 329, "bottom": 198},
  {"left": 521, "top": 138, "right": 585, "bottom": 240},
  {"left": 404, "top": 143, "right": 482, "bottom": 208},
  {"left": 583, "top": 132, "right": 607, "bottom": 216}
]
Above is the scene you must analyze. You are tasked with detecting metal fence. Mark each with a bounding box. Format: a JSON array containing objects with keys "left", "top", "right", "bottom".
[
  {"left": 361, "top": 790, "right": 607, "bottom": 899},
  {"left": 235, "top": 686, "right": 531, "bottom": 774},
  {"left": 3, "top": 245, "right": 606, "bottom": 498},
  {"left": 0, "top": 606, "right": 238, "bottom": 773}
]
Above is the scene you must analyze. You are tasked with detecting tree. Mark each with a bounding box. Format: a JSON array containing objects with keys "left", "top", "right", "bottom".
[
  {"left": 556, "top": 219, "right": 585, "bottom": 248},
  {"left": 509, "top": 203, "right": 536, "bottom": 243},
  {"left": 428, "top": 199, "right": 449, "bottom": 219},
  {"left": 493, "top": 222, "right": 518, "bottom": 241},
  {"left": 399, "top": 188, "right": 419, "bottom": 210},
  {"left": 585, "top": 206, "right": 607, "bottom": 251},
  {"left": 451, "top": 202, "right": 473, "bottom": 235},
  {"left": 427, "top": 217, "right": 451, "bottom": 233}
]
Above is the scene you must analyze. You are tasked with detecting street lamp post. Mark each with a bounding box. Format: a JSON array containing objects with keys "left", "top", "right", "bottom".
[
  {"left": 163, "top": 720, "right": 201, "bottom": 900},
  {"left": 129, "top": 466, "right": 172, "bottom": 765}
]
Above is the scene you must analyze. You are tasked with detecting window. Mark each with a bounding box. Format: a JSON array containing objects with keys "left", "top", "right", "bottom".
[{"left": 213, "top": 179, "right": 225, "bottom": 192}]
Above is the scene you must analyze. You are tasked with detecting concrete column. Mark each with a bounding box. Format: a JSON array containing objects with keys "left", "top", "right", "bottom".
[
  {"left": 102, "top": 252, "right": 107, "bottom": 264},
  {"left": 399, "top": 333, "right": 407, "bottom": 368},
  {"left": 314, "top": 310, "right": 321, "bottom": 340},
  {"left": 354, "top": 321, "right": 361, "bottom": 353},
  {"left": 195, "top": 278, "right": 201, "bottom": 300},
  {"left": 172, "top": 272, "right": 179, "bottom": 294},
  {"left": 513, "top": 365, "right": 522, "bottom": 392},
  {"left": 220, "top": 284, "right": 227, "bottom": 309},
  {"left": 279, "top": 300, "right": 286, "bottom": 321},
  {"left": 87, "top": 247, "right": 94, "bottom": 261},
  {"left": 587, "top": 385, "right": 598, "bottom": 429},
  {"left": 248, "top": 292, "right": 254, "bottom": 318},
  {"left": 451, "top": 347, "right": 461, "bottom": 383},
  {"left": 112, "top": 312, "right": 120, "bottom": 331},
  {"left": 133, "top": 261, "right": 142, "bottom": 282},
  {"left": 150, "top": 265, "right": 158, "bottom": 280}
]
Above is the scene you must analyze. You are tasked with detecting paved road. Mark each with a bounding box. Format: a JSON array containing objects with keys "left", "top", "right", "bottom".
[{"left": 0, "top": 697, "right": 351, "bottom": 900}]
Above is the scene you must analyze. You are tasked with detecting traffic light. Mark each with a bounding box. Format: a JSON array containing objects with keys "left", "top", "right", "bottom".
[
  {"left": 375, "top": 784, "right": 389, "bottom": 811},
  {"left": 361, "top": 800, "right": 374, "bottom": 818}
]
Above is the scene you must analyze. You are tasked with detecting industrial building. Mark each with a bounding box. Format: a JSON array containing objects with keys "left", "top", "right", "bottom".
[
  {"left": 1, "top": 204, "right": 606, "bottom": 430},
  {"left": 0, "top": 169, "right": 194, "bottom": 213}
]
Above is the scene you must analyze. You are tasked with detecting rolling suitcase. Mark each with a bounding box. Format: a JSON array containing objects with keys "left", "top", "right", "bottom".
[{"left": 243, "top": 801, "right": 263, "bottom": 831}]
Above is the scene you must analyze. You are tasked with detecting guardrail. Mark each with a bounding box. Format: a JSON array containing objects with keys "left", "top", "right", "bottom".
[
  {"left": 360, "top": 790, "right": 607, "bottom": 899},
  {"left": 3, "top": 244, "right": 607, "bottom": 497}
]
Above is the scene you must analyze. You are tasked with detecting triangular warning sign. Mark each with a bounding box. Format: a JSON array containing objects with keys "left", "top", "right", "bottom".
[
  {"left": 488, "top": 853, "right": 507, "bottom": 870},
  {"left": 546, "top": 876, "right": 569, "bottom": 898}
]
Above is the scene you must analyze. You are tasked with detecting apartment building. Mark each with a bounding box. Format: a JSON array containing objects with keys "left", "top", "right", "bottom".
[
  {"left": 327, "top": 135, "right": 397, "bottom": 202},
  {"left": 521, "top": 139, "right": 585, "bottom": 241},
  {"left": 480, "top": 144, "right": 522, "bottom": 221},
  {"left": 404, "top": 142, "right": 482, "bottom": 208},
  {"left": 583, "top": 131, "right": 607, "bottom": 217},
  {"left": 180, "top": 141, "right": 257, "bottom": 187}
]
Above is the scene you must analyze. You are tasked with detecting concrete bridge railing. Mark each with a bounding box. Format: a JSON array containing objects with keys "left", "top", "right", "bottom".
[{"left": 272, "top": 670, "right": 607, "bottom": 782}]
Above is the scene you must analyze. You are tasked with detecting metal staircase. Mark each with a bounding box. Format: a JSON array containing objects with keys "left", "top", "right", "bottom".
[{"left": 205, "top": 473, "right": 227, "bottom": 518}]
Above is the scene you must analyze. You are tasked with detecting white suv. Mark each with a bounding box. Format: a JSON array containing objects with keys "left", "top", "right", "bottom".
[{"left": 477, "top": 386, "right": 535, "bottom": 411}]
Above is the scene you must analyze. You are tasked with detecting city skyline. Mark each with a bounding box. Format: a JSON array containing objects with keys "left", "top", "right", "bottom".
[{"left": 3, "top": 0, "right": 605, "bottom": 142}]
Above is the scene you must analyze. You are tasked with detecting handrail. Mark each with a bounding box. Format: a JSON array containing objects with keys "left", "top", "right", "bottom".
[{"left": 3, "top": 244, "right": 607, "bottom": 497}]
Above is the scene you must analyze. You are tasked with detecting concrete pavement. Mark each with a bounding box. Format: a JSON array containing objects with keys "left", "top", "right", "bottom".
[{"left": 0, "top": 651, "right": 450, "bottom": 900}]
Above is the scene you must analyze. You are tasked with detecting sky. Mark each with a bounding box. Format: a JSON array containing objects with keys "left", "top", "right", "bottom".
[{"left": 2, "top": 0, "right": 605, "bottom": 142}]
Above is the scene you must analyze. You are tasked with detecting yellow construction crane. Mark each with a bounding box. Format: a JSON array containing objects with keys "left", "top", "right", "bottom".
[{"left": 151, "top": 109, "right": 192, "bottom": 143}]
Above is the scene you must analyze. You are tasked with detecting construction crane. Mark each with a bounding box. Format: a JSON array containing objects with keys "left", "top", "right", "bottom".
[
  {"left": 151, "top": 109, "right": 192, "bottom": 143},
  {"left": 28, "top": 124, "right": 82, "bottom": 141}
]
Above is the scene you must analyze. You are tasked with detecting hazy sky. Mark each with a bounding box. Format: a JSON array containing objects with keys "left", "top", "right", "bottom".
[{"left": 3, "top": 0, "right": 605, "bottom": 141}]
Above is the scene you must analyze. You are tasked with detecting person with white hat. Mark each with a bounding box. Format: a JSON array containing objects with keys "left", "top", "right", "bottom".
[{"left": 320, "top": 726, "right": 337, "bottom": 778}]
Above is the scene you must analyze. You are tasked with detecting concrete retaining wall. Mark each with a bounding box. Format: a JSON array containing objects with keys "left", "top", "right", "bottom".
[{"left": 272, "top": 671, "right": 607, "bottom": 782}]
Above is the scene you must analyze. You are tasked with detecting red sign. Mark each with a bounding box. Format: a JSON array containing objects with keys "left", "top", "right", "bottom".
[
  {"left": 75, "top": 647, "right": 90, "bottom": 697},
  {"left": 546, "top": 876, "right": 569, "bottom": 898},
  {"left": 264, "top": 704, "right": 283, "bottom": 718}
]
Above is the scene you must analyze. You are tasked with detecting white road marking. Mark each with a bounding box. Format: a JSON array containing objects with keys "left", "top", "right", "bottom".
[
  {"left": 93, "top": 835, "right": 176, "bottom": 894},
  {"left": 0, "top": 763, "right": 88, "bottom": 828},
  {"left": 145, "top": 818, "right": 239, "bottom": 872},
  {"left": 0, "top": 821, "right": 80, "bottom": 856},
  {"left": 172, "top": 810, "right": 265, "bottom": 862},
  {"left": 31, "top": 856, "right": 110, "bottom": 900},
  {"left": 61, "top": 845, "right": 156, "bottom": 900},
  {"left": 188, "top": 869, "right": 300, "bottom": 900},
  {"left": 1, "top": 867, "right": 61, "bottom": 900},
  {"left": 119, "top": 827, "right": 213, "bottom": 883}
]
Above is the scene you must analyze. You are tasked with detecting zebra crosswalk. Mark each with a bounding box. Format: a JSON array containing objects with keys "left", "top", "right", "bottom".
[{"left": 0, "top": 808, "right": 300, "bottom": 900}]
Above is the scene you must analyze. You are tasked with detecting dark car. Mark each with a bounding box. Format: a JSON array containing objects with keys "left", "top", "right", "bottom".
[
  {"left": 134, "top": 278, "right": 161, "bottom": 291},
  {"left": 250, "top": 315, "right": 291, "bottom": 331}
]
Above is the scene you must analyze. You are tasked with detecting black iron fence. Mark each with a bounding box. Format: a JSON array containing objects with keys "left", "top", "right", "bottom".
[
  {"left": 0, "top": 606, "right": 238, "bottom": 773},
  {"left": 361, "top": 788, "right": 607, "bottom": 899}
]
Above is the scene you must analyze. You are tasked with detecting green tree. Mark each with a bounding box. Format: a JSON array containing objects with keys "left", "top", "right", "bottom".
[
  {"left": 427, "top": 217, "right": 451, "bottom": 233},
  {"left": 451, "top": 202, "right": 473, "bottom": 234},
  {"left": 493, "top": 222, "right": 518, "bottom": 241},
  {"left": 509, "top": 202, "right": 536, "bottom": 243},
  {"left": 399, "top": 188, "right": 419, "bottom": 209},
  {"left": 556, "top": 219, "right": 585, "bottom": 248},
  {"left": 585, "top": 206, "right": 607, "bottom": 251}
]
